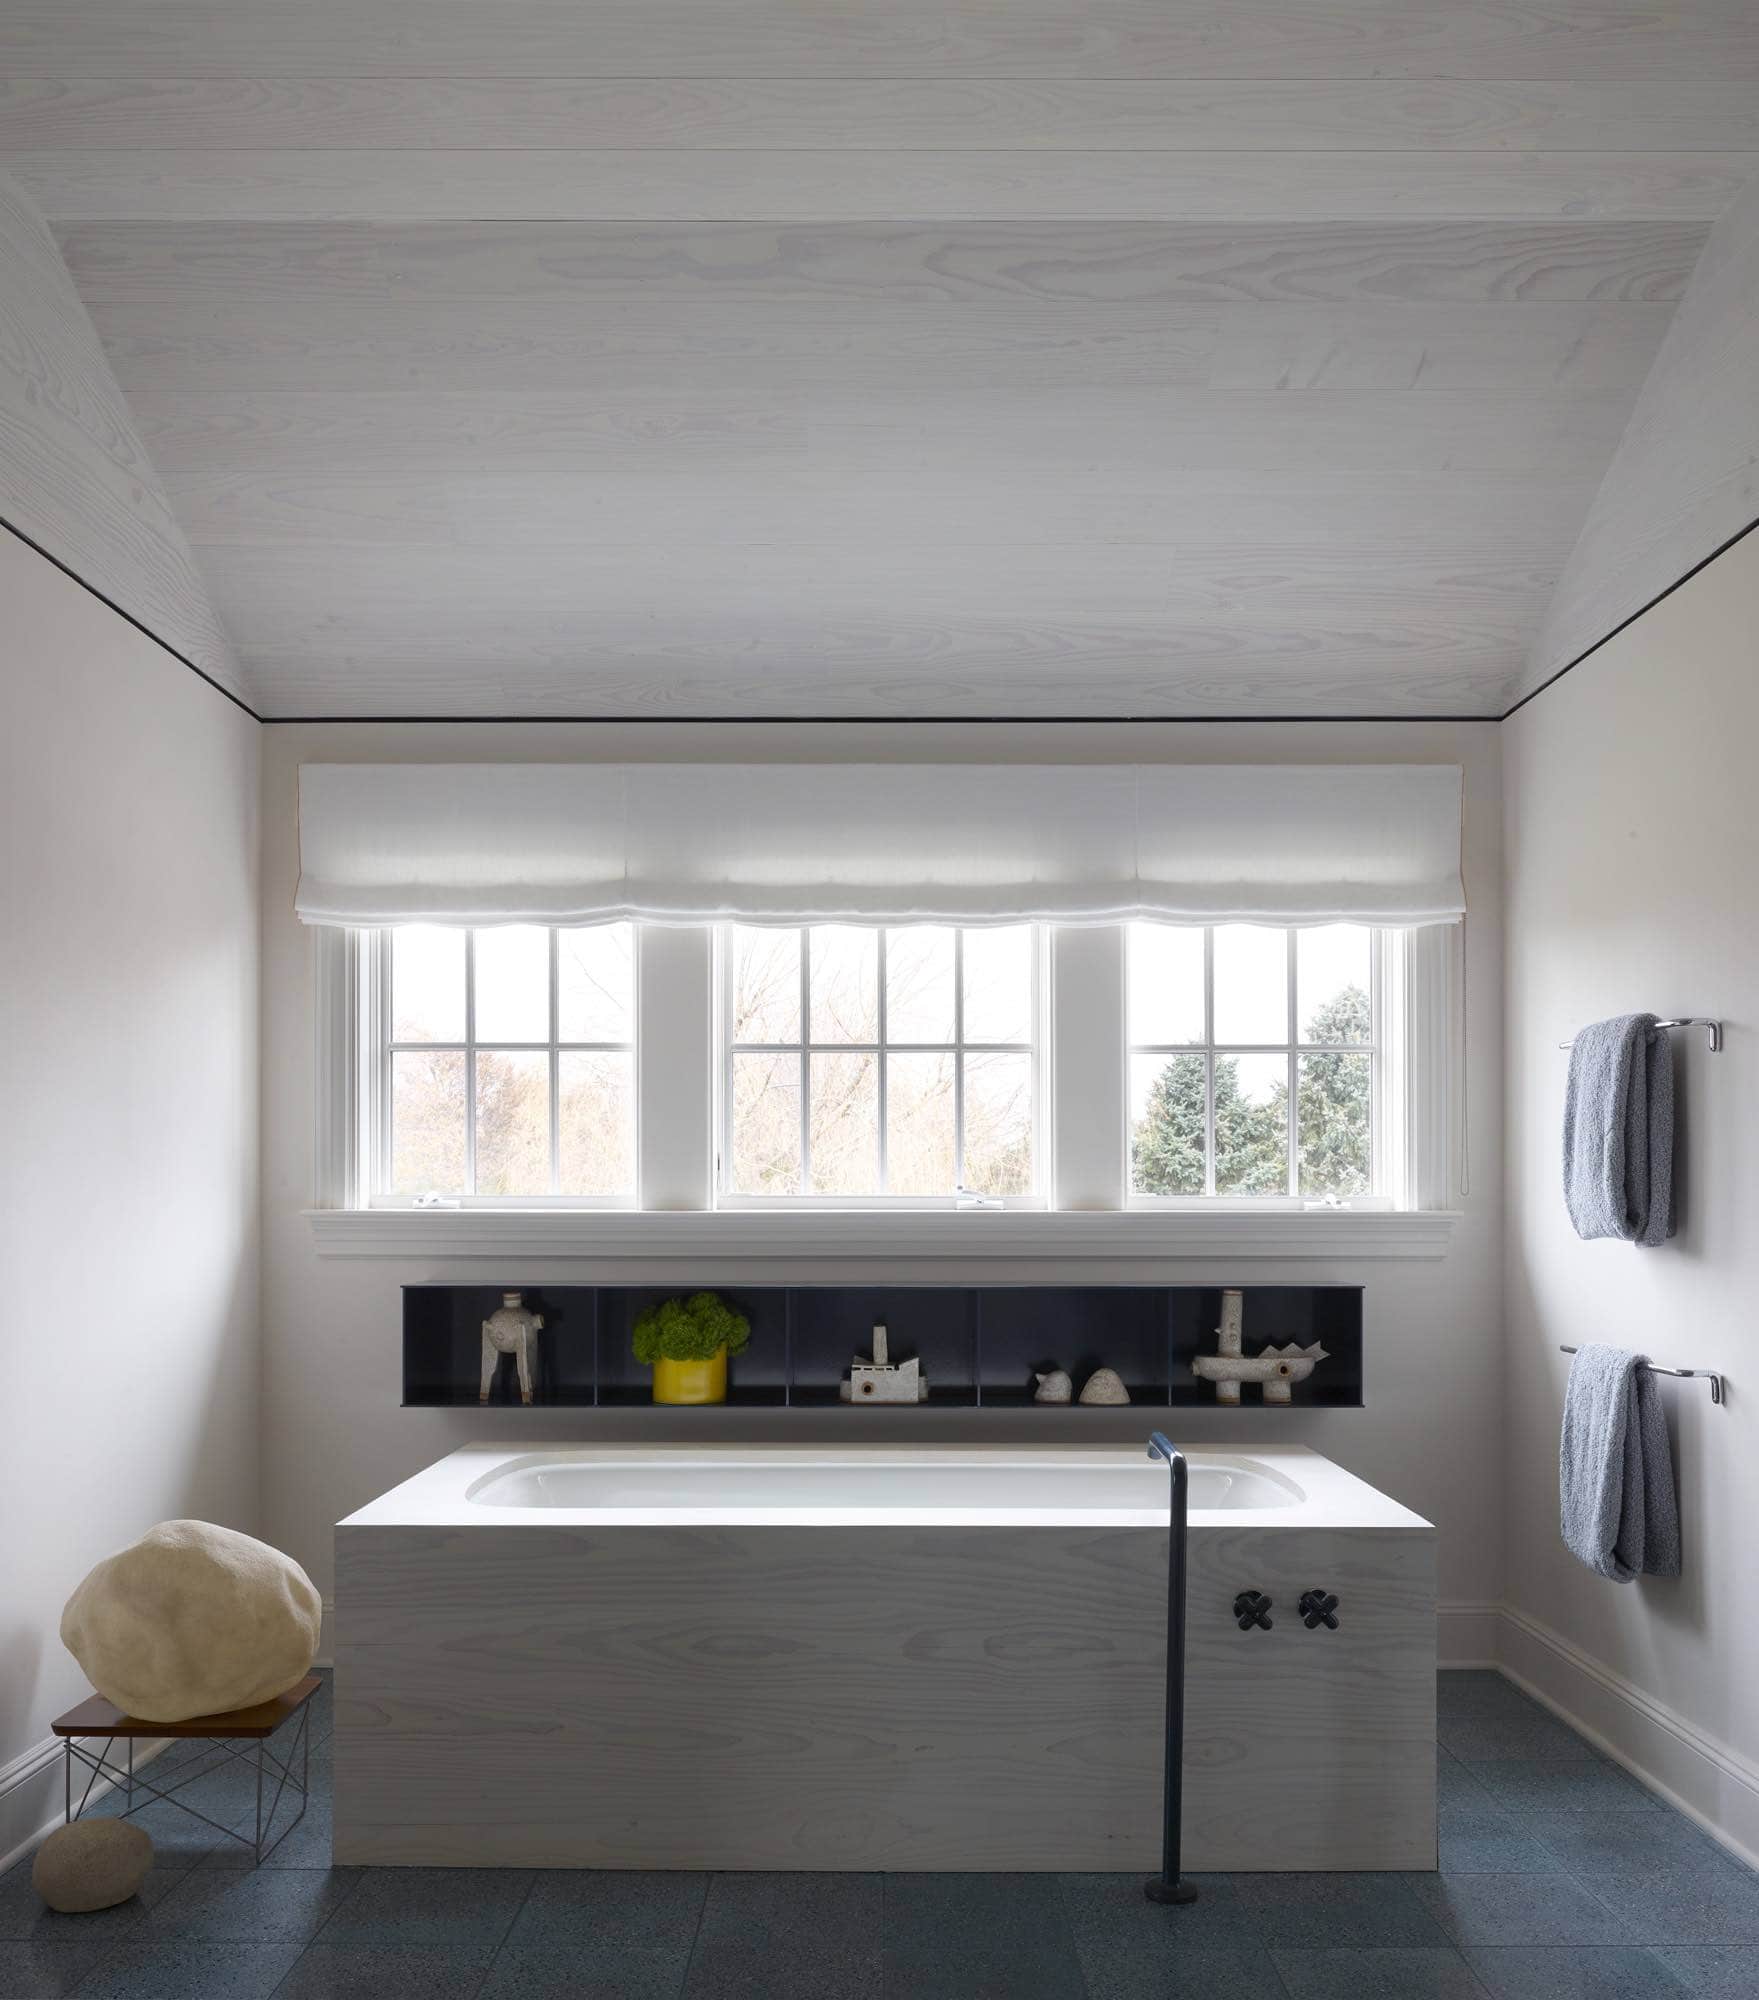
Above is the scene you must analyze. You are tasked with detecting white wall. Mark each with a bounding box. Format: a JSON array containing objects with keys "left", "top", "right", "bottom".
[
  {"left": 1503, "top": 530, "right": 1759, "bottom": 1859},
  {"left": 0, "top": 532, "right": 261, "bottom": 1864},
  {"left": 260, "top": 718, "right": 1504, "bottom": 1655}
]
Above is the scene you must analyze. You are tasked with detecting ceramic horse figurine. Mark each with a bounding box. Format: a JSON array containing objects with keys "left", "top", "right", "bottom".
[{"left": 480, "top": 1291, "right": 544, "bottom": 1405}]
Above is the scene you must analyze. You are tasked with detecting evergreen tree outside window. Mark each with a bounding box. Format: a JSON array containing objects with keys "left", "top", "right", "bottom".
[{"left": 1128, "top": 924, "right": 1377, "bottom": 1199}]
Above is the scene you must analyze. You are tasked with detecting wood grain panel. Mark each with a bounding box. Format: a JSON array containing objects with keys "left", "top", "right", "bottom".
[
  {"left": 88, "top": 299, "right": 1673, "bottom": 397},
  {"left": 8, "top": 77, "right": 1759, "bottom": 153},
  {"left": 239, "top": 648, "right": 1518, "bottom": 719},
  {"left": 163, "top": 467, "right": 1598, "bottom": 550},
  {"left": 131, "top": 386, "right": 1630, "bottom": 477},
  {"left": 334, "top": 1521, "right": 1434, "bottom": 1869},
  {"left": 8, "top": 0, "right": 1758, "bottom": 81},
  {"left": 57, "top": 220, "right": 1710, "bottom": 308},
  {"left": 202, "top": 540, "right": 1561, "bottom": 626},
  {"left": 1515, "top": 182, "right": 1759, "bottom": 703},
  {"left": 17, "top": 148, "right": 1756, "bottom": 224},
  {"left": 0, "top": 171, "right": 245, "bottom": 701}
]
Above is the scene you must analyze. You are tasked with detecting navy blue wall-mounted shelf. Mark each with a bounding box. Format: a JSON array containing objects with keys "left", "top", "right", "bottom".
[{"left": 403, "top": 1283, "right": 1364, "bottom": 1411}]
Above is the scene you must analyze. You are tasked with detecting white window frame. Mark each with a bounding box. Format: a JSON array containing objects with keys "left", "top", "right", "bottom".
[
  {"left": 310, "top": 918, "right": 1462, "bottom": 1253},
  {"left": 1124, "top": 924, "right": 1392, "bottom": 1210},
  {"left": 355, "top": 925, "right": 639, "bottom": 1209},
  {"left": 714, "top": 924, "right": 1049, "bottom": 1209}
]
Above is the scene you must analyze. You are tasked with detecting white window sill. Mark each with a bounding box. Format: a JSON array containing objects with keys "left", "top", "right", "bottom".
[{"left": 305, "top": 1206, "right": 1459, "bottom": 1261}]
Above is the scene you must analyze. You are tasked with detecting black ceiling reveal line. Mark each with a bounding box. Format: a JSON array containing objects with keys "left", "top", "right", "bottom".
[
  {"left": 1, "top": 513, "right": 264, "bottom": 725},
  {"left": 1499, "top": 510, "right": 1759, "bottom": 725},
  {"left": 261, "top": 710, "right": 1500, "bottom": 726}
]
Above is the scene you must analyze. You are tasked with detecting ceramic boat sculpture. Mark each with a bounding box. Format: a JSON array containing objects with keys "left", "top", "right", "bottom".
[
  {"left": 1191, "top": 1288, "right": 1327, "bottom": 1406},
  {"left": 841, "top": 1321, "right": 930, "bottom": 1402}
]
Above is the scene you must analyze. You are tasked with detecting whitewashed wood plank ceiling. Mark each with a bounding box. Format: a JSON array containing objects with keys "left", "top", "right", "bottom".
[{"left": 3, "top": 1, "right": 1757, "bottom": 717}]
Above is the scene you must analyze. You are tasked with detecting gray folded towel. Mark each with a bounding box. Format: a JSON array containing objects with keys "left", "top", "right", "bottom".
[
  {"left": 1562, "top": 1013, "right": 1675, "bottom": 1244},
  {"left": 1560, "top": 1342, "right": 1681, "bottom": 1582}
]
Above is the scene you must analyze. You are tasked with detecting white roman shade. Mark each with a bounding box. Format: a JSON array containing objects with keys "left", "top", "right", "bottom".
[{"left": 295, "top": 762, "right": 1464, "bottom": 929}]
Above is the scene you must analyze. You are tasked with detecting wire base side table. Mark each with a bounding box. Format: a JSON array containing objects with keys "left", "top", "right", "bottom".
[{"left": 51, "top": 1675, "right": 320, "bottom": 1867}]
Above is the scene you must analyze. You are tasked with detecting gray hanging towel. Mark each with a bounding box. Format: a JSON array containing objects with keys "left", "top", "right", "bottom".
[
  {"left": 1562, "top": 1013, "right": 1675, "bottom": 1244},
  {"left": 1559, "top": 1342, "right": 1682, "bottom": 1581}
]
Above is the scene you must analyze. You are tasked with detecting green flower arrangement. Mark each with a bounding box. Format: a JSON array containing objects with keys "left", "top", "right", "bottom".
[{"left": 632, "top": 1291, "right": 751, "bottom": 1364}]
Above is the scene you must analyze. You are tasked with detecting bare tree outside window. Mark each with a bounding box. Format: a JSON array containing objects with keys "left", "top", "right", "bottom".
[
  {"left": 383, "top": 923, "right": 635, "bottom": 1201},
  {"left": 725, "top": 924, "right": 1037, "bottom": 1199}
]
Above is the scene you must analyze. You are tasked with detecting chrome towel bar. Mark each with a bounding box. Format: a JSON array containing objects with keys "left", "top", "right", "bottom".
[
  {"left": 1557, "top": 1018, "right": 1721, "bottom": 1052},
  {"left": 1560, "top": 1344, "right": 1724, "bottom": 1406}
]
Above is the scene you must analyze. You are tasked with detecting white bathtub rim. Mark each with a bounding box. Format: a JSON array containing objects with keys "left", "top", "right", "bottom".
[{"left": 338, "top": 1442, "right": 1432, "bottom": 1534}]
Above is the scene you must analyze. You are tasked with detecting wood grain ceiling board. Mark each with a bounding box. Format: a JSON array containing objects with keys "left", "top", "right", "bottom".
[{"left": 5, "top": 0, "right": 1757, "bottom": 717}]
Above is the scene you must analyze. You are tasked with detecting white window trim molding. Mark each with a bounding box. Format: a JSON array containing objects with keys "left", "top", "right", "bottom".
[{"left": 306, "top": 1203, "right": 1458, "bottom": 1260}]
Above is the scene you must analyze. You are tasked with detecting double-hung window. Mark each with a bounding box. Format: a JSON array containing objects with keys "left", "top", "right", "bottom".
[
  {"left": 720, "top": 924, "right": 1043, "bottom": 1202},
  {"left": 377, "top": 923, "right": 635, "bottom": 1203},
  {"left": 1127, "top": 923, "right": 1383, "bottom": 1202}
]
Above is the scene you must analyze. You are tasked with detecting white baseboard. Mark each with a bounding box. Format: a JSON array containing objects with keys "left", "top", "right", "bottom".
[
  {"left": 0, "top": 1732, "right": 169, "bottom": 1878},
  {"left": 1496, "top": 1601, "right": 1759, "bottom": 1874}
]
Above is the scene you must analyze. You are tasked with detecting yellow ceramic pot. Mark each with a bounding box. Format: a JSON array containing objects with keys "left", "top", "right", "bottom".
[{"left": 651, "top": 1348, "right": 728, "bottom": 1405}]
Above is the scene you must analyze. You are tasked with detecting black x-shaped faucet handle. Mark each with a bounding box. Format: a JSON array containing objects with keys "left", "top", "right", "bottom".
[
  {"left": 1299, "top": 1589, "right": 1340, "bottom": 1630},
  {"left": 1232, "top": 1590, "right": 1273, "bottom": 1631}
]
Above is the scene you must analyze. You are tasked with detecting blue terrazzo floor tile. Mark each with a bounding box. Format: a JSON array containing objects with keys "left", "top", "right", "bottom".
[
  {"left": 1271, "top": 1944, "right": 1489, "bottom": 1997},
  {"left": 313, "top": 1865, "right": 532, "bottom": 1947},
  {"left": 683, "top": 1872, "right": 880, "bottom": 2000},
  {"left": 1439, "top": 1748, "right": 1501, "bottom": 1813},
  {"left": 1439, "top": 1810, "right": 1566, "bottom": 1875},
  {"left": 198, "top": 1803, "right": 338, "bottom": 1870},
  {"left": 270, "top": 1942, "right": 494, "bottom": 2000},
  {"left": 145, "top": 1861, "right": 357, "bottom": 1942},
  {"left": 1232, "top": 1872, "right": 1450, "bottom": 1949},
  {"left": 1057, "top": 1871, "right": 1264, "bottom": 1950},
  {"left": 1472, "top": 1760, "right": 1661, "bottom": 1815},
  {"left": 79, "top": 1798, "right": 233, "bottom": 1876},
  {"left": 1653, "top": 1946, "right": 1759, "bottom": 1993},
  {"left": 480, "top": 1943, "right": 690, "bottom": 1999},
  {"left": 1441, "top": 1710, "right": 1607, "bottom": 1762},
  {"left": 0, "top": 1939, "right": 116, "bottom": 1999},
  {"left": 1513, "top": 1814, "right": 1733, "bottom": 1877},
  {"left": 71, "top": 1935, "right": 303, "bottom": 1999},
  {"left": 883, "top": 1872, "right": 1085, "bottom": 2000},
  {"left": 1072, "top": 1943, "right": 1287, "bottom": 2000},
  {"left": 1415, "top": 1873, "right": 1643, "bottom": 1949},
  {"left": 1573, "top": 1867, "right": 1759, "bottom": 1947},
  {"left": 506, "top": 1869, "right": 707, "bottom": 1948},
  {"left": 1465, "top": 1946, "right": 1692, "bottom": 1997}
]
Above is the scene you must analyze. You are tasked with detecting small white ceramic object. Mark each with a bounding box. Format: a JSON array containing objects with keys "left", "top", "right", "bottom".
[
  {"left": 1033, "top": 1369, "right": 1073, "bottom": 1404},
  {"left": 1077, "top": 1367, "right": 1131, "bottom": 1405}
]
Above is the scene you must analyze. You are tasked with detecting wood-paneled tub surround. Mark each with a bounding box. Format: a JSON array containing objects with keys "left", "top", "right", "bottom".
[{"left": 334, "top": 1442, "right": 1434, "bottom": 1871}]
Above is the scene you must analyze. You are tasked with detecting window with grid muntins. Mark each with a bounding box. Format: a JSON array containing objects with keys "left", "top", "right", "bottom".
[
  {"left": 722, "top": 924, "right": 1040, "bottom": 1200},
  {"left": 378, "top": 923, "right": 635, "bottom": 1202},
  {"left": 1128, "top": 923, "right": 1378, "bottom": 1200}
]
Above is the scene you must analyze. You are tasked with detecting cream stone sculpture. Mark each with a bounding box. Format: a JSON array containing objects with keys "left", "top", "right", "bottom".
[
  {"left": 1033, "top": 1369, "right": 1073, "bottom": 1403},
  {"left": 60, "top": 1520, "right": 321, "bottom": 1723},
  {"left": 32, "top": 1820, "right": 152, "bottom": 1912},
  {"left": 1191, "top": 1288, "right": 1328, "bottom": 1406},
  {"left": 1078, "top": 1367, "right": 1131, "bottom": 1405},
  {"left": 481, "top": 1290, "right": 545, "bottom": 1405}
]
